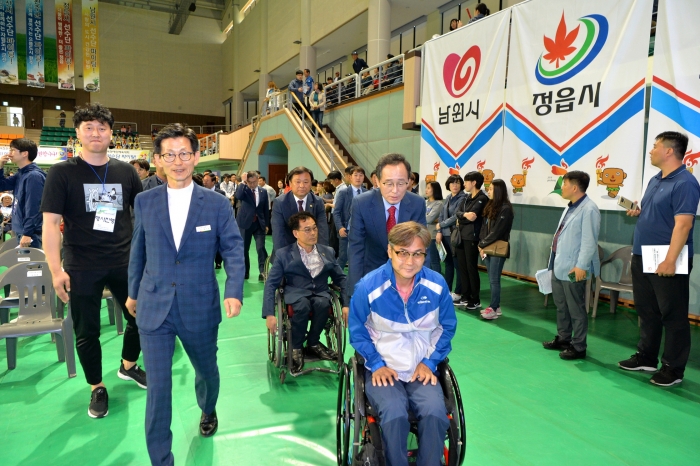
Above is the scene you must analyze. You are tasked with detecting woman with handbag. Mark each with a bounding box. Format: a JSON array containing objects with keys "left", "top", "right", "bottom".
[
  {"left": 436, "top": 175, "right": 466, "bottom": 300},
  {"left": 478, "top": 179, "right": 514, "bottom": 320}
]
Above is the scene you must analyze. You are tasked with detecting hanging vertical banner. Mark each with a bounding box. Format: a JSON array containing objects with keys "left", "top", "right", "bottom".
[
  {"left": 26, "top": 0, "right": 45, "bottom": 88},
  {"left": 56, "top": 0, "right": 74, "bottom": 90},
  {"left": 502, "top": 0, "right": 653, "bottom": 209},
  {"left": 0, "top": 0, "right": 19, "bottom": 85},
  {"left": 82, "top": 0, "right": 98, "bottom": 92},
  {"left": 643, "top": 0, "right": 700, "bottom": 212},
  {"left": 419, "top": 9, "right": 509, "bottom": 191}
]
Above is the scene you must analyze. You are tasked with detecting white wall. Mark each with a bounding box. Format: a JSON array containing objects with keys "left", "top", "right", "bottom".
[{"left": 94, "top": 3, "right": 226, "bottom": 116}]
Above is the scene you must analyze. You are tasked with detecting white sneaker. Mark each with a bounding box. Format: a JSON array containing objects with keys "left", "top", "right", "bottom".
[
  {"left": 481, "top": 307, "right": 499, "bottom": 320},
  {"left": 450, "top": 293, "right": 462, "bottom": 302}
]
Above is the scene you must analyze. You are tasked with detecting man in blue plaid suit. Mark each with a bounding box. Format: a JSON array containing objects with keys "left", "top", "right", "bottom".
[{"left": 126, "top": 124, "right": 244, "bottom": 466}]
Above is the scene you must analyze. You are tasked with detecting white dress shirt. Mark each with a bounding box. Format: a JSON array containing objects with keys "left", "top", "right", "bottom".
[
  {"left": 293, "top": 194, "right": 306, "bottom": 211},
  {"left": 168, "top": 182, "right": 194, "bottom": 251}
]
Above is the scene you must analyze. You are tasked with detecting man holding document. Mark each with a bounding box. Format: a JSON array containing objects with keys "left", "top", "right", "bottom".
[{"left": 619, "top": 132, "right": 700, "bottom": 387}]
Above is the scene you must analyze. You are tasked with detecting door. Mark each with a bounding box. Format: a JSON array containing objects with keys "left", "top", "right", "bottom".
[{"left": 268, "top": 164, "right": 288, "bottom": 191}]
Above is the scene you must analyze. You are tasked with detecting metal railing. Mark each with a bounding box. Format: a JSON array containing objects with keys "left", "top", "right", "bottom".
[
  {"left": 324, "top": 54, "right": 404, "bottom": 108},
  {"left": 199, "top": 131, "right": 222, "bottom": 157},
  {"left": 114, "top": 122, "right": 139, "bottom": 133},
  {"left": 41, "top": 117, "right": 70, "bottom": 128},
  {"left": 151, "top": 124, "right": 231, "bottom": 136},
  {"left": 0, "top": 112, "right": 24, "bottom": 129},
  {"left": 236, "top": 115, "right": 262, "bottom": 177}
]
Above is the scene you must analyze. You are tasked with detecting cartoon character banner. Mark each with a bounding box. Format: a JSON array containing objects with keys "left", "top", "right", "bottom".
[
  {"left": 419, "top": 8, "right": 509, "bottom": 191},
  {"left": 55, "top": 0, "right": 74, "bottom": 90},
  {"left": 0, "top": 0, "right": 19, "bottom": 85},
  {"left": 502, "top": 0, "right": 653, "bottom": 209},
  {"left": 82, "top": 0, "right": 98, "bottom": 92},
  {"left": 26, "top": 0, "right": 45, "bottom": 88},
  {"left": 642, "top": 0, "right": 700, "bottom": 212}
]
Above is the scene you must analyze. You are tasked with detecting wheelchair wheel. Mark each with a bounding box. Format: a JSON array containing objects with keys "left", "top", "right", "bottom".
[
  {"left": 267, "top": 327, "right": 276, "bottom": 364},
  {"left": 336, "top": 364, "right": 354, "bottom": 465},
  {"left": 442, "top": 363, "right": 466, "bottom": 466},
  {"left": 275, "top": 290, "right": 286, "bottom": 371},
  {"left": 262, "top": 255, "right": 272, "bottom": 282}
]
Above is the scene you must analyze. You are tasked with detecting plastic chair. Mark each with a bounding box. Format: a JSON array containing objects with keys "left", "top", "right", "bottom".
[
  {"left": 0, "top": 248, "right": 47, "bottom": 324},
  {"left": 544, "top": 245, "right": 604, "bottom": 311},
  {"left": 55, "top": 286, "right": 123, "bottom": 335},
  {"left": 0, "top": 262, "right": 77, "bottom": 377},
  {"left": 0, "top": 235, "right": 17, "bottom": 255},
  {"left": 592, "top": 246, "right": 633, "bottom": 318}
]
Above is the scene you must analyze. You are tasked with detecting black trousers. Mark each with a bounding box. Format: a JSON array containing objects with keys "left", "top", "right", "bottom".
[
  {"left": 289, "top": 295, "right": 331, "bottom": 349},
  {"left": 68, "top": 267, "right": 141, "bottom": 385},
  {"left": 243, "top": 220, "right": 268, "bottom": 275},
  {"left": 631, "top": 254, "right": 692, "bottom": 374},
  {"left": 456, "top": 240, "right": 481, "bottom": 303}
]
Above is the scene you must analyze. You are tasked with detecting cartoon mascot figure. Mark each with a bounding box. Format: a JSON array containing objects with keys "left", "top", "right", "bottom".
[{"left": 597, "top": 168, "right": 627, "bottom": 198}]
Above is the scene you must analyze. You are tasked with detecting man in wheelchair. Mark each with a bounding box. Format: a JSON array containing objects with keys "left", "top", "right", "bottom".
[
  {"left": 349, "top": 221, "right": 457, "bottom": 466},
  {"left": 263, "top": 211, "right": 348, "bottom": 372}
]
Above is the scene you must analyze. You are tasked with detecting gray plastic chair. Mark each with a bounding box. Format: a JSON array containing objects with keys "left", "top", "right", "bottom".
[
  {"left": 0, "top": 248, "right": 47, "bottom": 324},
  {"left": 55, "top": 287, "right": 123, "bottom": 335},
  {"left": 0, "top": 236, "right": 18, "bottom": 255},
  {"left": 592, "top": 246, "right": 633, "bottom": 318},
  {"left": 0, "top": 261, "right": 77, "bottom": 378},
  {"left": 544, "top": 245, "right": 604, "bottom": 311}
]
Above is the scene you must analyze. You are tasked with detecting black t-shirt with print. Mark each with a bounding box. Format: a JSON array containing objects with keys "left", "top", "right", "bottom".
[{"left": 41, "top": 156, "right": 143, "bottom": 270}]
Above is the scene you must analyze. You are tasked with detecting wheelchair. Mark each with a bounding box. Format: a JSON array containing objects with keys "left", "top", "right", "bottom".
[
  {"left": 336, "top": 354, "right": 466, "bottom": 466},
  {"left": 267, "top": 283, "right": 345, "bottom": 384}
]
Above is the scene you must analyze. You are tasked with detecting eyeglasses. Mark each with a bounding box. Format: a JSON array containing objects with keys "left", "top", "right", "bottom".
[
  {"left": 296, "top": 226, "right": 318, "bottom": 234},
  {"left": 390, "top": 246, "right": 427, "bottom": 260},
  {"left": 159, "top": 152, "right": 194, "bottom": 162},
  {"left": 382, "top": 180, "right": 409, "bottom": 189}
]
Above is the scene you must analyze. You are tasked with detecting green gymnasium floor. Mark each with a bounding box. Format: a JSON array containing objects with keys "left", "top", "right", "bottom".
[{"left": 1, "top": 238, "right": 699, "bottom": 465}]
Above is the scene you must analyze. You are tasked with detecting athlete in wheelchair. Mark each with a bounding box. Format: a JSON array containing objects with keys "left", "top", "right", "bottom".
[
  {"left": 338, "top": 222, "right": 464, "bottom": 466},
  {"left": 264, "top": 211, "right": 348, "bottom": 382}
]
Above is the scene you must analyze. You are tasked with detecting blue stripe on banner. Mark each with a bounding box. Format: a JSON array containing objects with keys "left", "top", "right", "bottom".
[
  {"left": 650, "top": 86, "right": 700, "bottom": 138},
  {"left": 505, "top": 88, "right": 645, "bottom": 167},
  {"left": 421, "top": 112, "right": 504, "bottom": 168}
]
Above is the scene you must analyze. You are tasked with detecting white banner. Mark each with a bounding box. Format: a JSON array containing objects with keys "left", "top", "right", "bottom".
[
  {"left": 502, "top": 0, "right": 652, "bottom": 209},
  {"left": 419, "top": 8, "right": 509, "bottom": 190},
  {"left": 643, "top": 0, "right": 700, "bottom": 212}
]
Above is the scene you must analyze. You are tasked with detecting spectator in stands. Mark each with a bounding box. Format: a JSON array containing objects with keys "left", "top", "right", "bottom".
[
  {"left": 436, "top": 175, "right": 465, "bottom": 302},
  {"left": 349, "top": 221, "right": 456, "bottom": 466},
  {"left": 272, "top": 166, "right": 329, "bottom": 253},
  {"left": 303, "top": 69, "right": 314, "bottom": 110},
  {"left": 235, "top": 171, "right": 269, "bottom": 281},
  {"left": 120, "top": 124, "right": 127, "bottom": 136},
  {"left": 425, "top": 181, "right": 443, "bottom": 274},
  {"left": 469, "top": 4, "right": 489, "bottom": 23},
  {"left": 619, "top": 131, "right": 700, "bottom": 386},
  {"left": 151, "top": 127, "right": 158, "bottom": 139},
  {"left": 347, "top": 153, "right": 427, "bottom": 300},
  {"left": 277, "top": 179, "right": 285, "bottom": 196},
  {"left": 309, "top": 82, "right": 326, "bottom": 130},
  {"left": 455, "top": 171, "right": 488, "bottom": 309},
  {"left": 12, "top": 114, "right": 19, "bottom": 126},
  {"left": 264, "top": 81, "right": 279, "bottom": 115},
  {"left": 41, "top": 102, "right": 145, "bottom": 419},
  {"left": 59, "top": 110, "right": 67, "bottom": 128},
  {"left": 325, "top": 77, "right": 336, "bottom": 104},
  {"left": 361, "top": 71, "right": 374, "bottom": 96},
  {"left": 126, "top": 123, "right": 244, "bottom": 464},
  {"left": 334, "top": 71, "right": 341, "bottom": 82},
  {"left": 385, "top": 54, "right": 400, "bottom": 84},
  {"left": 543, "top": 171, "right": 600, "bottom": 361},
  {"left": 129, "top": 159, "right": 151, "bottom": 181},
  {"left": 478, "top": 180, "right": 515, "bottom": 320},
  {"left": 352, "top": 51, "right": 368, "bottom": 74},
  {"left": 127, "top": 125, "right": 133, "bottom": 137},
  {"left": 334, "top": 166, "right": 367, "bottom": 270},
  {"left": 449, "top": 18, "right": 463, "bottom": 31},
  {"left": 0, "top": 139, "right": 46, "bottom": 248},
  {"left": 289, "top": 70, "right": 305, "bottom": 115},
  {"left": 263, "top": 211, "right": 348, "bottom": 372}
]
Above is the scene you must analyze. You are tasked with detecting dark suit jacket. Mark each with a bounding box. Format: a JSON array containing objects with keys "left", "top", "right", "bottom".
[
  {"left": 347, "top": 189, "right": 427, "bottom": 298},
  {"left": 213, "top": 187, "right": 226, "bottom": 196},
  {"left": 142, "top": 175, "right": 165, "bottom": 191},
  {"left": 271, "top": 191, "right": 329, "bottom": 251},
  {"left": 128, "top": 183, "right": 245, "bottom": 333},
  {"left": 353, "top": 58, "right": 368, "bottom": 74},
  {"left": 263, "top": 243, "right": 346, "bottom": 317},
  {"left": 235, "top": 183, "right": 268, "bottom": 230},
  {"left": 333, "top": 185, "right": 367, "bottom": 231}
]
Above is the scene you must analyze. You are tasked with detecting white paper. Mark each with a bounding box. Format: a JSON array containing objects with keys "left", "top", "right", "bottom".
[
  {"left": 436, "top": 241, "right": 447, "bottom": 262},
  {"left": 641, "top": 245, "right": 688, "bottom": 274},
  {"left": 535, "top": 268, "right": 553, "bottom": 295}
]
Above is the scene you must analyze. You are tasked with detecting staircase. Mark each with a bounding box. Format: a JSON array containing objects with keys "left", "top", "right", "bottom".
[
  {"left": 24, "top": 129, "right": 42, "bottom": 146},
  {"left": 139, "top": 135, "right": 154, "bottom": 152},
  {"left": 321, "top": 125, "right": 361, "bottom": 170}
]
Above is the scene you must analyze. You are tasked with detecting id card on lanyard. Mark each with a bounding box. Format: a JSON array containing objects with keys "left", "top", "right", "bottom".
[{"left": 86, "top": 159, "right": 116, "bottom": 233}]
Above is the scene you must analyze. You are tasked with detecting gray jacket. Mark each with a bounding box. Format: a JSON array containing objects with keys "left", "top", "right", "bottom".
[
  {"left": 426, "top": 199, "right": 443, "bottom": 239},
  {"left": 438, "top": 191, "right": 466, "bottom": 236}
]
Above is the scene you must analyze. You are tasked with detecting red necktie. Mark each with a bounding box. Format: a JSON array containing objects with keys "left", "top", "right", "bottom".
[
  {"left": 298, "top": 200, "right": 304, "bottom": 212},
  {"left": 386, "top": 206, "right": 397, "bottom": 233}
]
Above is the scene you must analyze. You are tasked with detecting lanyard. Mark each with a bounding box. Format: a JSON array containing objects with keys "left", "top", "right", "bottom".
[{"left": 85, "top": 158, "right": 109, "bottom": 194}]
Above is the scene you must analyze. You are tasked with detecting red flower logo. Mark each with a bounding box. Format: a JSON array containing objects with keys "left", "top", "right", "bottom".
[{"left": 443, "top": 46, "right": 481, "bottom": 98}]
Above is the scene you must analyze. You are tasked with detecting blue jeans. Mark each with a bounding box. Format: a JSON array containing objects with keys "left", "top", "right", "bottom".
[
  {"left": 483, "top": 255, "right": 506, "bottom": 309},
  {"left": 428, "top": 239, "right": 441, "bottom": 274},
  {"left": 364, "top": 370, "right": 450, "bottom": 466}
]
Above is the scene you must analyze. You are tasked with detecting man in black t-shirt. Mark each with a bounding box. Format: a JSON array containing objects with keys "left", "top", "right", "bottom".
[{"left": 41, "top": 103, "right": 145, "bottom": 419}]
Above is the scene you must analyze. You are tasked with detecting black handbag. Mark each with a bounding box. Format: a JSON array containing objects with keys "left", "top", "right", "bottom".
[{"left": 450, "top": 226, "right": 462, "bottom": 250}]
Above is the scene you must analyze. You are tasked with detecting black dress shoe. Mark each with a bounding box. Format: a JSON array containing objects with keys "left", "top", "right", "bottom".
[
  {"left": 215, "top": 264, "right": 222, "bottom": 269},
  {"left": 258, "top": 273, "right": 265, "bottom": 282},
  {"left": 292, "top": 348, "right": 305, "bottom": 372},
  {"left": 560, "top": 347, "right": 586, "bottom": 360},
  {"left": 244, "top": 273, "right": 250, "bottom": 280},
  {"left": 542, "top": 336, "right": 571, "bottom": 351},
  {"left": 306, "top": 343, "right": 337, "bottom": 361},
  {"left": 200, "top": 410, "right": 218, "bottom": 437}
]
